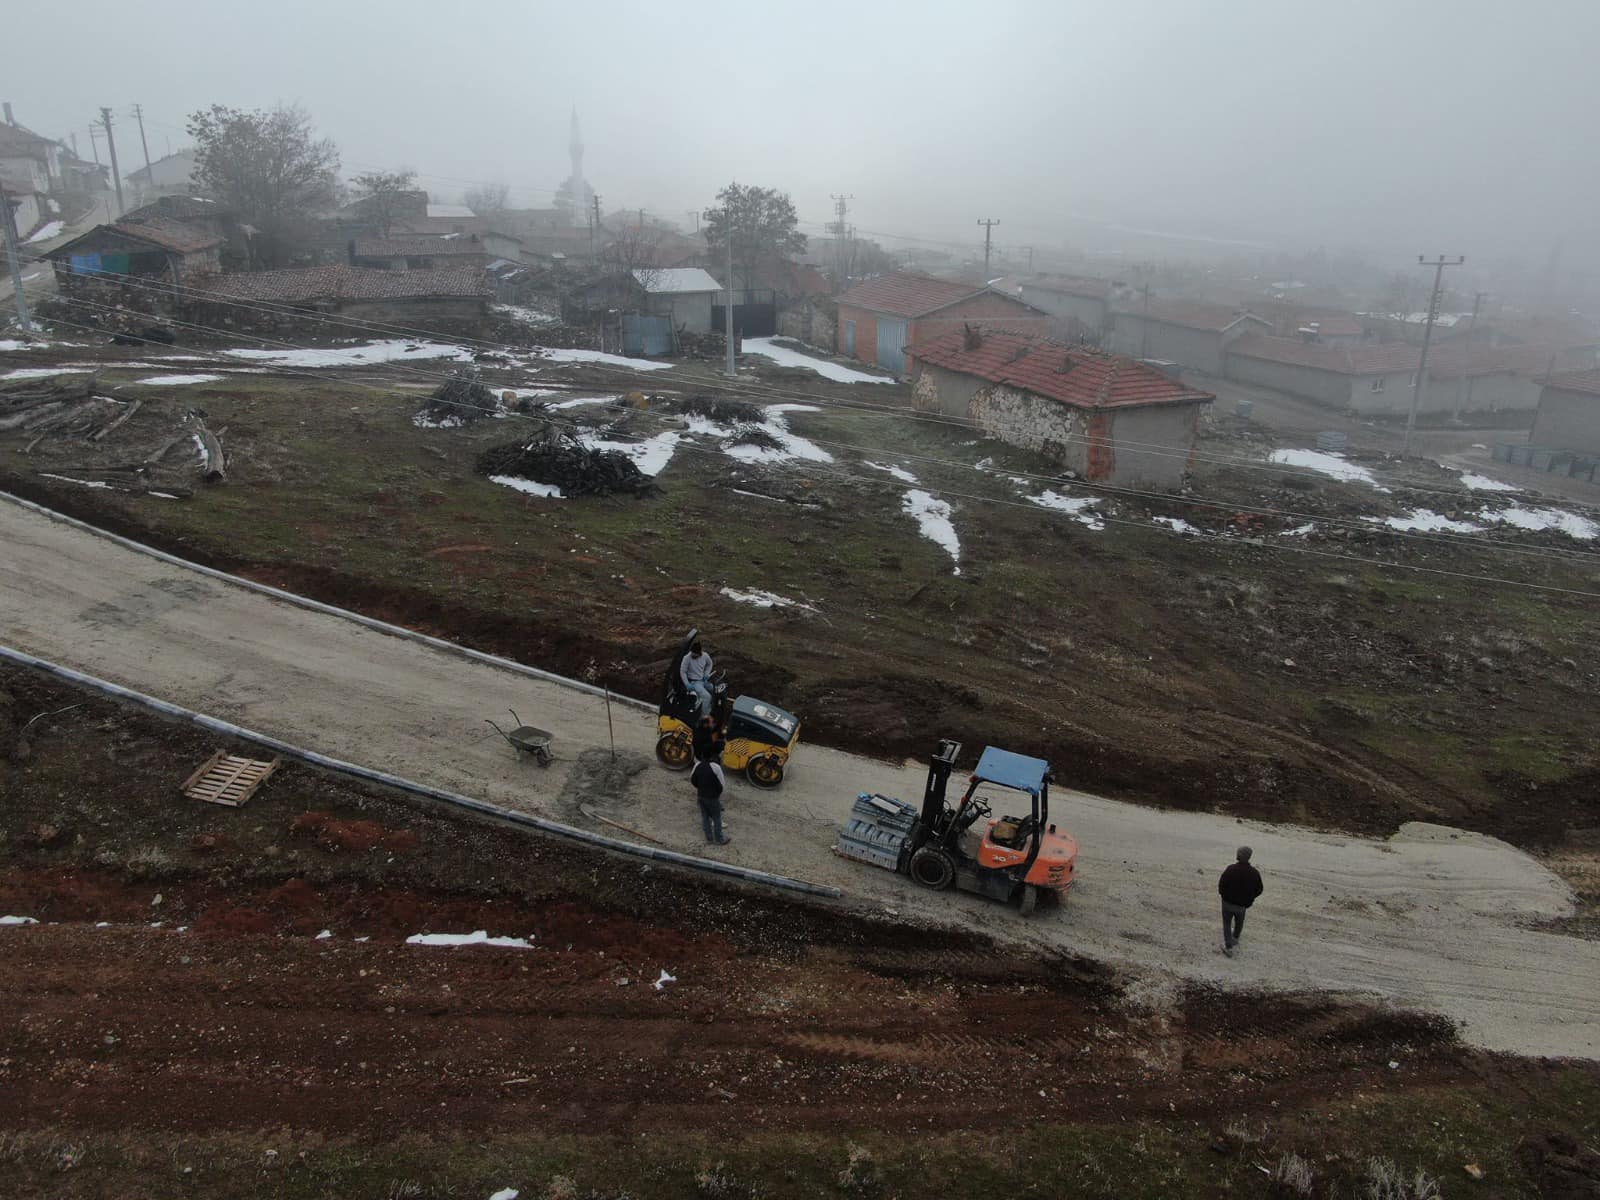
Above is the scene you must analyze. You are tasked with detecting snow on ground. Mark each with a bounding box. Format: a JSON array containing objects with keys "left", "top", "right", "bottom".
[
  {"left": 413, "top": 412, "right": 466, "bottom": 429},
  {"left": 1370, "top": 509, "right": 1484, "bottom": 534},
  {"left": 902, "top": 489, "right": 961, "bottom": 573},
  {"left": 40, "top": 474, "right": 113, "bottom": 490},
  {"left": 684, "top": 404, "right": 833, "bottom": 464},
  {"left": 654, "top": 970, "right": 677, "bottom": 991},
  {"left": 25, "top": 220, "right": 63, "bottom": 243},
  {"left": 0, "top": 916, "right": 39, "bottom": 925},
  {"left": 547, "top": 395, "right": 618, "bottom": 410},
  {"left": 864, "top": 460, "right": 919, "bottom": 483},
  {"left": 489, "top": 1189, "right": 520, "bottom": 1200},
  {"left": 1459, "top": 472, "right": 1519, "bottom": 493},
  {"left": 1281, "top": 523, "right": 1317, "bottom": 536},
  {"left": 719, "top": 587, "right": 817, "bottom": 612},
  {"left": 536, "top": 347, "right": 674, "bottom": 372},
  {"left": 2, "top": 367, "right": 93, "bottom": 379},
  {"left": 1153, "top": 516, "right": 1204, "bottom": 535},
  {"left": 493, "top": 302, "right": 558, "bottom": 325},
  {"left": 490, "top": 476, "right": 563, "bottom": 499},
  {"left": 1028, "top": 490, "right": 1105, "bottom": 530},
  {"left": 740, "top": 336, "right": 895, "bottom": 384},
  {"left": 220, "top": 339, "right": 475, "bottom": 368},
  {"left": 1269, "top": 448, "right": 1389, "bottom": 491},
  {"left": 577, "top": 430, "right": 680, "bottom": 475},
  {"left": 1479, "top": 505, "right": 1598, "bottom": 540},
  {"left": 406, "top": 931, "right": 534, "bottom": 949},
  {"left": 131, "top": 373, "right": 224, "bottom": 386}
]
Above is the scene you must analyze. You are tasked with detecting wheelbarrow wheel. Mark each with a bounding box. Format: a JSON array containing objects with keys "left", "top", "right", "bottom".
[
  {"left": 533, "top": 745, "right": 552, "bottom": 768},
  {"left": 655, "top": 731, "right": 692, "bottom": 770},
  {"left": 745, "top": 754, "right": 784, "bottom": 789}
]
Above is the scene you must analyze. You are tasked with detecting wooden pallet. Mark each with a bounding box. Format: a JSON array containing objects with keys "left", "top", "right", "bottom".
[{"left": 181, "top": 751, "right": 280, "bottom": 807}]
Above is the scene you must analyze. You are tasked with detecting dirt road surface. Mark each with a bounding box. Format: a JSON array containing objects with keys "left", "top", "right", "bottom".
[{"left": 2, "top": 493, "right": 1595, "bottom": 1060}]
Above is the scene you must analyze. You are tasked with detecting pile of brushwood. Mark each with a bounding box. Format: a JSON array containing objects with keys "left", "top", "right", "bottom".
[
  {"left": 675, "top": 330, "right": 728, "bottom": 361},
  {"left": 728, "top": 423, "right": 783, "bottom": 452},
  {"left": 668, "top": 395, "right": 760, "bottom": 423},
  {"left": 475, "top": 435, "right": 655, "bottom": 497},
  {"left": 417, "top": 373, "right": 499, "bottom": 425}
]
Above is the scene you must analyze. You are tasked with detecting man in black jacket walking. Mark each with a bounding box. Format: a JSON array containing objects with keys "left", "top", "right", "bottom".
[
  {"left": 691, "top": 756, "right": 730, "bottom": 846},
  {"left": 1218, "top": 846, "right": 1263, "bottom": 957}
]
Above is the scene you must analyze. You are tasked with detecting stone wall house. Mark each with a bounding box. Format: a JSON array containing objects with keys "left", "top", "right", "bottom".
[
  {"left": 46, "top": 219, "right": 225, "bottom": 293},
  {"left": 835, "top": 272, "right": 1053, "bottom": 375},
  {"left": 906, "top": 327, "right": 1214, "bottom": 487}
]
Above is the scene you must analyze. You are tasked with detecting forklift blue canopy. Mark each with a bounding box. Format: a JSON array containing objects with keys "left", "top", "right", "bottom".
[{"left": 973, "top": 747, "right": 1049, "bottom": 796}]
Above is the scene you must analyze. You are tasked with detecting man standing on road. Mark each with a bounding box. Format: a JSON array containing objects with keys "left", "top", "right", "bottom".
[
  {"left": 680, "top": 640, "right": 715, "bottom": 718},
  {"left": 1218, "top": 846, "right": 1263, "bottom": 957},
  {"left": 691, "top": 755, "right": 730, "bottom": 846}
]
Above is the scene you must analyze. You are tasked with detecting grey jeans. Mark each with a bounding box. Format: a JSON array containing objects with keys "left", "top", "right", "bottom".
[
  {"left": 698, "top": 795, "right": 724, "bottom": 842},
  {"left": 1222, "top": 901, "right": 1248, "bottom": 948}
]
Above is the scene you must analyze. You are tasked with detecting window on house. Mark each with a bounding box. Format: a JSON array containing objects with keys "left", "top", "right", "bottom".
[{"left": 1370, "top": 377, "right": 1385, "bottom": 393}]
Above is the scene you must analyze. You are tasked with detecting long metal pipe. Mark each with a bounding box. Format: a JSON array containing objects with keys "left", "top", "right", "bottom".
[
  {"left": 0, "top": 643, "right": 843, "bottom": 900},
  {"left": 0, "top": 490, "right": 654, "bottom": 713}
]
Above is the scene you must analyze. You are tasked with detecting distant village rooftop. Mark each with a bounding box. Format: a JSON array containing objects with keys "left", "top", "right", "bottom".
[{"left": 187, "top": 264, "right": 491, "bottom": 304}]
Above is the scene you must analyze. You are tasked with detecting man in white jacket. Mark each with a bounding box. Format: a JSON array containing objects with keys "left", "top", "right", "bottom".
[{"left": 680, "top": 640, "right": 715, "bottom": 718}]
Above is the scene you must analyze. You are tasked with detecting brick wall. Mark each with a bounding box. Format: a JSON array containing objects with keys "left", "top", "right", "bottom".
[
  {"left": 908, "top": 293, "right": 1055, "bottom": 346},
  {"left": 837, "top": 305, "right": 878, "bottom": 363}
]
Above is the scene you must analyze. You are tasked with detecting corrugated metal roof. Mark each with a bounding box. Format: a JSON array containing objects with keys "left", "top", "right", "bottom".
[
  {"left": 426, "top": 203, "right": 476, "bottom": 219},
  {"left": 909, "top": 328, "right": 1213, "bottom": 410}
]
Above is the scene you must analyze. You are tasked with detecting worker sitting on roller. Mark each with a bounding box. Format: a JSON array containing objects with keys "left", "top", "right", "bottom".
[{"left": 680, "top": 639, "right": 715, "bottom": 718}]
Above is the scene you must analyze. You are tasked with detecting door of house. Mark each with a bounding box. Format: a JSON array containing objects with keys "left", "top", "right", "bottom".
[
  {"left": 621, "top": 314, "right": 673, "bottom": 356},
  {"left": 843, "top": 319, "right": 856, "bottom": 356},
  {"left": 877, "top": 318, "right": 907, "bottom": 373}
]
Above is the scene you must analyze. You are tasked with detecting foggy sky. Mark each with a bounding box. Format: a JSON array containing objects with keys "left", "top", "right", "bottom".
[{"left": 10, "top": 0, "right": 1599, "bottom": 271}]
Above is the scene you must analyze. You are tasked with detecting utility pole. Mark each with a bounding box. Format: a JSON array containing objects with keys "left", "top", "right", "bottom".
[
  {"left": 977, "top": 218, "right": 1000, "bottom": 276},
  {"left": 829, "top": 192, "right": 853, "bottom": 292},
  {"left": 687, "top": 210, "right": 699, "bottom": 233},
  {"left": 1452, "top": 289, "right": 1487, "bottom": 421},
  {"left": 86, "top": 123, "right": 101, "bottom": 166},
  {"left": 1019, "top": 246, "right": 1034, "bottom": 273},
  {"left": 1, "top": 186, "right": 33, "bottom": 332},
  {"left": 707, "top": 209, "right": 736, "bottom": 378},
  {"left": 130, "top": 103, "right": 152, "bottom": 177},
  {"left": 1404, "top": 254, "right": 1465, "bottom": 458},
  {"left": 99, "top": 108, "right": 125, "bottom": 216},
  {"left": 589, "top": 193, "right": 601, "bottom": 264}
]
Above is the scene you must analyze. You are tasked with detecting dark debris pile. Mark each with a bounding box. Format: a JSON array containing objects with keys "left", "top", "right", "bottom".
[{"left": 475, "top": 437, "right": 656, "bottom": 497}]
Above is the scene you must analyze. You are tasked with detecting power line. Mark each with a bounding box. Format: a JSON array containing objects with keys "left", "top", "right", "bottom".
[
  {"left": 24, "top": 300, "right": 1600, "bottom": 583},
  {"left": 1405, "top": 255, "right": 1465, "bottom": 457}
]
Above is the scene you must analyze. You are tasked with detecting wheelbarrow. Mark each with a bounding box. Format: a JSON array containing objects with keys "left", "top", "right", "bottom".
[{"left": 485, "top": 709, "right": 553, "bottom": 767}]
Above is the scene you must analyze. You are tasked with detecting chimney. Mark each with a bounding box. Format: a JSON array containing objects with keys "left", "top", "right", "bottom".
[
  {"left": 962, "top": 322, "right": 982, "bottom": 352},
  {"left": 3, "top": 102, "right": 13, "bottom": 126}
]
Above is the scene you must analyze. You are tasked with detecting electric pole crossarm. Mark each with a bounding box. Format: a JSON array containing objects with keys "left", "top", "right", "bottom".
[{"left": 977, "top": 218, "right": 1000, "bottom": 276}]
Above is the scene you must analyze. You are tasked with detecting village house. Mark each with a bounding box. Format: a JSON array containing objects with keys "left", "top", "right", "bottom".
[
  {"left": 905, "top": 327, "right": 1214, "bottom": 487},
  {"left": 571, "top": 267, "right": 723, "bottom": 336},
  {"left": 1529, "top": 370, "right": 1600, "bottom": 457},
  {"left": 1107, "top": 299, "right": 1271, "bottom": 375},
  {"left": 119, "top": 195, "right": 255, "bottom": 269},
  {"left": 46, "top": 219, "right": 225, "bottom": 291},
  {"left": 123, "top": 149, "right": 198, "bottom": 205},
  {"left": 1018, "top": 274, "right": 1128, "bottom": 337},
  {"left": 1, "top": 181, "right": 42, "bottom": 242},
  {"left": 1249, "top": 302, "right": 1366, "bottom": 346},
  {"left": 1, "top": 106, "right": 110, "bottom": 220},
  {"left": 185, "top": 264, "right": 491, "bottom": 323},
  {"left": 350, "top": 234, "right": 495, "bottom": 271},
  {"left": 835, "top": 272, "right": 1052, "bottom": 374},
  {"left": 0, "top": 119, "right": 55, "bottom": 195}
]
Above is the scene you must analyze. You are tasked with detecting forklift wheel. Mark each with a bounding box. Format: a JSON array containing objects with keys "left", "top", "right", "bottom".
[
  {"left": 909, "top": 846, "right": 956, "bottom": 891},
  {"left": 1018, "top": 884, "right": 1040, "bottom": 917},
  {"left": 745, "top": 754, "right": 785, "bottom": 789},
  {"left": 655, "top": 732, "right": 692, "bottom": 771}
]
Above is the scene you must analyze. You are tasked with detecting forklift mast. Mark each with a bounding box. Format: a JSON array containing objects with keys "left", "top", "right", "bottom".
[{"left": 917, "top": 739, "right": 963, "bottom": 836}]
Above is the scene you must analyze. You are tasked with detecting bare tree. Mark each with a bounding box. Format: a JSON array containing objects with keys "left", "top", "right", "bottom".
[
  {"left": 464, "top": 181, "right": 511, "bottom": 221},
  {"left": 704, "top": 183, "right": 806, "bottom": 293},
  {"left": 600, "top": 224, "right": 665, "bottom": 294},
  {"left": 187, "top": 103, "right": 339, "bottom": 265},
  {"left": 350, "top": 168, "right": 419, "bottom": 238}
]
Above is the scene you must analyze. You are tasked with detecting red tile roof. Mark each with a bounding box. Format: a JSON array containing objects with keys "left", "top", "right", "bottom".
[
  {"left": 1129, "top": 298, "right": 1269, "bottom": 334},
  {"left": 188, "top": 265, "right": 491, "bottom": 303},
  {"left": 1541, "top": 368, "right": 1600, "bottom": 397},
  {"left": 352, "top": 236, "right": 489, "bottom": 258},
  {"left": 837, "top": 272, "right": 993, "bottom": 318},
  {"left": 908, "top": 328, "right": 1213, "bottom": 410},
  {"left": 47, "top": 218, "right": 226, "bottom": 257},
  {"left": 1023, "top": 273, "right": 1119, "bottom": 300}
]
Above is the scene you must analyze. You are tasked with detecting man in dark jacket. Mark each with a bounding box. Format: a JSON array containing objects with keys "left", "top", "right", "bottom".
[
  {"left": 1218, "top": 846, "right": 1263, "bottom": 956},
  {"left": 691, "top": 756, "right": 730, "bottom": 846}
]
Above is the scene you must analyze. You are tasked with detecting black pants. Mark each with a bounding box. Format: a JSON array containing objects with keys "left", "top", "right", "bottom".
[
  {"left": 1222, "top": 901, "right": 1248, "bottom": 948},
  {"left": 698, "top": 795, "right": 724, "bottom": 842}
]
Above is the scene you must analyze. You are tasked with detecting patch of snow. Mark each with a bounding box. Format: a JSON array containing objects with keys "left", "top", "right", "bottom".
[
  {"left": 131, "top": 373, "right": 224, "bottom": 386},
  {"left": 1269, "top": 448, "right": 1389, "bottom": 491},
  {"left": 1459, "top": 472, "right": 1518, "bottom": 493},
  {"left": 315, "top": 930, "right": 333, "bottom": 940},
  {"left": 493, "top": 302, "right": 558, "bottom": 325},
  {"left": 406, "top": 931, "right": 534, "bottom": 949},
  {"left": 719, "top": 587, "right": 816, "bottom": 612},
  {"left": 902, "top": 489, "right": 961, "bottom": 573},
  {"left": 685, "top": 405, "right": 831, "bottom": 464},
  {"left": 740, "top": 336, "right": 895, "bottom": 384},
  {"left": 1478, "top": 505, "right": 1598, "bottom": 540},
  {"left": 95, "top": 922, "right": 111, "bottom": 928},
  {"left": 864, "top": 460, "right": 919, "bottom": 484},
  {"left": 148, "top": 491, "right": 181, "bottom": 500},
  {"left": 577, "top": 430, "right": 680, "bottom": 475},
  {"left": 547, "top": 395, "right": 618, "bottom": 410},
  {"left": 220, "top": 339, "right": 475, "bottom": 368},
  {"left": 729, "top": 488, "right": 786, "bottom": 503},
  {"left": 1369, "top": 509, "right": 1484, "bottom": 534},
  {"left": 413, "top": 412, "right": 466, "bottom": 429},
  {"left": 1281, "top": 523, "right": 1316, "bottom": 537},
  {"left": 1153, "top": 516, "right": 1204, "bottom": 535},
  {"left": 653, "top": 969, "right": 677, "bottom": 991},
  {"left": 1029, "top": 490, "right": 1104, "bottom": 530},
  {"left": 25, "top": 220, "right": 64, "bottom": 244},
  {"left": 535, "top": 347, "right": 674, "bottom": 372},
  {"left": 2, "top": 367, "right": 93, "bottom": 379},
  {"left": 489, "top": 1189, "right": 520, "bottom": 1200},
  {"left": 0, "top": 915, "right": 39, "bottom": 926},
  {"left": 40, "top": 473, "right": 113, "bottom": 490},
  {"left": 490, "top": 475, "right": 564, "bottom": 499}
]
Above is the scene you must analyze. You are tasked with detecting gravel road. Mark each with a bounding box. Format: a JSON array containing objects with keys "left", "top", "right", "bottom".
[{"left": 2, "top": 493, "right": 1594, "bottom": 1059}]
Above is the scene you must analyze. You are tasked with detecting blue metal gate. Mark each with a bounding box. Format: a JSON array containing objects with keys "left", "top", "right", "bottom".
[
  {"left": 843, "top": 319, "right": 856, "bottom": 356},
  {"left": 877, "top": 318, "right": 907, "bottom": 373},
  {"left": 621, "top": 314, "right": 673, "bottom": 356}
]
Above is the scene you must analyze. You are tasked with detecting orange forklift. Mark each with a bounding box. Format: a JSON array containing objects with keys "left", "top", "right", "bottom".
[{"left": 837, "top": 739, "right": 1078, "bottom": 915}]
